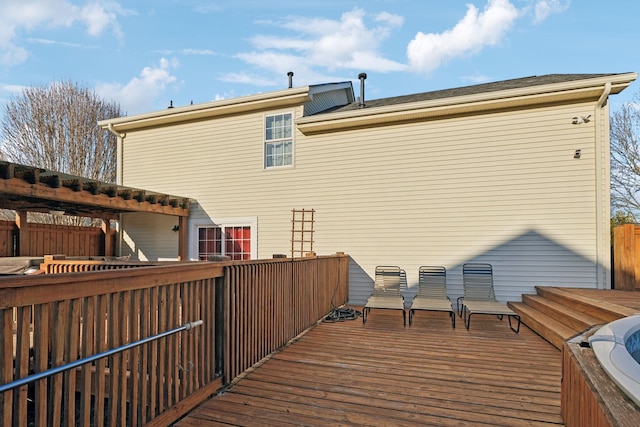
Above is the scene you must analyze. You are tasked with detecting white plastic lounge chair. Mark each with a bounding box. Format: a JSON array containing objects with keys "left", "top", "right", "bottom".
[
  {"left": 409, "top": 266, "right": 455, "bottom": 328},
  {"left": 362, "top": 265, "right": 406, "bottom": 325},
  {"left": 458, "top": 263, "right": 520, "bottom": 333}
]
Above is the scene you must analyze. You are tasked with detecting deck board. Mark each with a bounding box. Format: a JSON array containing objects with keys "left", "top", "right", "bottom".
[{"left": 177, "top": 309, "right": 563, "bottom": 426}]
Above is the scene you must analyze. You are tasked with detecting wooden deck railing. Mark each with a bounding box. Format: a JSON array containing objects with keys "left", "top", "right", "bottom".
[
  {"left": 0, "top": 253, "right": 349, "bottom": 426},
  {"left": 223, "top": 255, "right": 349, "bottom": 382}
]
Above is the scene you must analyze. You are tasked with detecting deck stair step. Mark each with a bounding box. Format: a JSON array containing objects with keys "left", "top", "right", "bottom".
[
  {"left": 520, "top": 294, "right": 603, "bottom": 331},
  {"left": 507, "top": 301, "right": 577, "bottom": 349},
  {"left": 508, "top": 286, "right": 637, "bottom": 350},
  {"left": 535, "top": 286, "right": 636, "bottom": 322}
]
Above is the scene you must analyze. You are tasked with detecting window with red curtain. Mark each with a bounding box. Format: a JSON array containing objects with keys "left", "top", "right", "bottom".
[{"left": 198, "top": 225, "right": 251, "bottom": 260}]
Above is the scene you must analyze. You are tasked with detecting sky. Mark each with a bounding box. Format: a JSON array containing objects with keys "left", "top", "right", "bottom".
[{"left": 0, "top": 0, "right": 639, "bottom": 119}]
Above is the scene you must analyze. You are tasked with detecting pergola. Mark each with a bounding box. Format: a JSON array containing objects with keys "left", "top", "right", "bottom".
[{"left": 0, "top": 160, "right": 190, "bottom": 259}]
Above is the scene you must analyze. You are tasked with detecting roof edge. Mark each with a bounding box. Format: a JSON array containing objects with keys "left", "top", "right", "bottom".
[
  {"left": 99, "top": 85, "right": 312, "bottom": 132},
  {"left": 297, "top": 73, "right": 637, "bottom": 134}
]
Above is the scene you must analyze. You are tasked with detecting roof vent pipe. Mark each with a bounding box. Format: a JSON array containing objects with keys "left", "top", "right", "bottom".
[
  {"left": 358, "top": 73, "right": 367, "bottom": 108},
  {"left": 288, "top": 71, "right": 294, "bottom": 89}
]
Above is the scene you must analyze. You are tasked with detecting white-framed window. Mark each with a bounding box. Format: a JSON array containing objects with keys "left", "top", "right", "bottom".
[
  {"left": 265, "top": 112, "right": 293, "bottom": 168},
  {"left": 190, "top": 217, "right": 257, "bottom": 261}
]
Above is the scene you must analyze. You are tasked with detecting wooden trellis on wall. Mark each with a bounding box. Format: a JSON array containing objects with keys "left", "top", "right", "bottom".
[{"left": 291, "top": 208, "right": 315, "bottom": 257}]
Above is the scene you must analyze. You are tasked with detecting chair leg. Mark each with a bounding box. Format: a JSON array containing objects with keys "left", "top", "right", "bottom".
[
  {"left": 463, "top": 307, "right": 471, "bottom": 330},
  {"left": 402, "top": 309, "right": 406, "bottom": 326},
  {"left": 362, "top": 307, "right": 369, "bottom": 324},
  {"left": 409, "top": 309, "right": 414, "bottom": 325},
  {"left": 449, "top": 311, "right": 456, "bottom": 328},
  {"left": 509, "top": 315, "right": 521, "bottom": 333},
  {"left": 457, "top": 297, "right": 464, "bottom": 317}
]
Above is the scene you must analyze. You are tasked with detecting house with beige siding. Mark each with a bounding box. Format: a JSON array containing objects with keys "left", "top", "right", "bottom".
[{"left": 99, "top": 72, "right": 637, "bottom": 305}]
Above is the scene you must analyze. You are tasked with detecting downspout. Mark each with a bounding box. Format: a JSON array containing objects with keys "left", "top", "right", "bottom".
[
  {"left": 106, "top": 123, "right": 126, "bottom": 257},
  {"left": 106, "top": 123, "right": 126, "bottom": 186},
  {"left": 594, "top": 82, "right": 611, "bottom": 289}
]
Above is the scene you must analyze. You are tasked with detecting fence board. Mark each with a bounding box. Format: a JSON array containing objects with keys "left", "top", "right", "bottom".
[
  {"left": 80, "top": 297, "right": 94, "bottom": 427},
  {"left": 14, "top": 306, "right": 30, "bottom": 426},
  {"left": 0, "top": 221, "right": 15, "bottom": 256},
  {"left": 0, "top": 310, "right": 13, "bottom": 426},
  {"left": 34, "top": 303, "right": 50, "bottom": 426}
]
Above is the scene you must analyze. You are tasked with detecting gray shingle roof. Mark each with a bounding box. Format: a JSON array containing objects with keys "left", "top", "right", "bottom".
[{"left": 325, "top": 73, "right": 628, "bottom": 114}]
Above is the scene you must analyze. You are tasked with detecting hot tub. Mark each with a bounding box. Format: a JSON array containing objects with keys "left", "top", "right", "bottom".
[{"left": 589, "top": 314, "right": 640, "bottom": 408}]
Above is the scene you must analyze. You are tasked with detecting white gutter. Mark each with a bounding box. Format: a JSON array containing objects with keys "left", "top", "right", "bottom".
[
  {"left": 597, "top": 82, "right": 612, "bottom": 108},
  {"left": 594, "top": 82, "right": 612, "bottom": 289}
]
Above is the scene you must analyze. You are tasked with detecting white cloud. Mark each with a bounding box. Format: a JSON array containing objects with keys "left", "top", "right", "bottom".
[
  {"left": 233, "top": 7, "right": 406, "bottom": 87},
  {"left": 237, "top": 51, "right": 309, "bottom": 74},
  {"left": 95, "top": 58, "right": 178, "bottom": 114},
  {"left": 80, "top": 2, "right": 126, "bottom": 38},
  {"left": 155, "top": 48, "right": 218, "bottom": 56},
  {"left": 461, "top": 74, "right": 493, "bottom": 84},
  {"left": 0, "top": 0, "right": 130, "bottom": 67},
  {"left": 218, "top": 72, "right": 279, "bottom": 87},
  {"left": 407, "top": 0, "right": 519, "bottom": 74},
  {"left": 533, "top": 0, "right": 570, "bottom": 24},
  {"left": 375, "top": 12, "right": 404, "bottom": 28},
  {"left": 1, "top": 46, "right": 29, "bottom": 67},
  {"left": 0, "top": 83, "right": 27, "bottom": 94},
  {"left": 27, "top": 37, "right": 91, "bottom": 48},
  {"left": 181, "top": 48, "right": 217, "bottom": 56}
]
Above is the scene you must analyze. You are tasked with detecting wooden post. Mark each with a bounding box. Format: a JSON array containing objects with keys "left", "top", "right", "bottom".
[
  {"left": 178, "top": 216, "right": 187, "bottom": 261},
  {"left": 102, "top": 219, "right": 112, "bottom": 256},
  {"left": 614, "top": 224, "right": 635, "bottom": 291},
  {"left": 15, "top": 210, "right": 29, "bottom": 256}
]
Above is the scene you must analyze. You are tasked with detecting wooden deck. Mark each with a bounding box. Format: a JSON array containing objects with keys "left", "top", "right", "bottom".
[{"left": 177, "top": 308, "right": 563, "bottom": 426}]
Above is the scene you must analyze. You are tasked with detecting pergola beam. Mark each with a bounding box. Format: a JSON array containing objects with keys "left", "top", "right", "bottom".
[{"left": 0, "top": 161, "right": 190, "bottom": 218}]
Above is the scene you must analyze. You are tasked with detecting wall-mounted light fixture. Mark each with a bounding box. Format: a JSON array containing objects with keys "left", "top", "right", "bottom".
[
  {"left": 572, "top": 115, "right": 592, "bottom": 125},
  {"left": 574, "top": 149, "right": 582, "bottom": 159},
  {"left": 172, "top": 225, "right": 180, "bottom": 232}
]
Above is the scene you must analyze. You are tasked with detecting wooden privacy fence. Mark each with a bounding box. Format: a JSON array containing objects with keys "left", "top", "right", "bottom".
[
  {"left": 613, "top": 224, "right": 640, "bottom": 291},
  {"left": 0, "top": 220, "right": 115, "bottom": 258},
  {"left": 0, "top": 253, "right": 349, "bottom": 426},
  {"left": 0, "top": 221, "right": 13, "bottom": 257}
]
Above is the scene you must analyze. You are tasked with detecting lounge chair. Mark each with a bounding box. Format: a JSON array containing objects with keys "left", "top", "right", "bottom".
[
  {"left": 458, "top": 263, "right": 521, "bottom": 333},
  {"left": 409, "top": 266, "right": 455, "bottom": 328},
  {"left": 362, "top": 266, "right": 406, "bottom": 325}
]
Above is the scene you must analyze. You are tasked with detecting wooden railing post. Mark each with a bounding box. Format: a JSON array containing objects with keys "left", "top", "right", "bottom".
[{"left": 178, "top": 216, "right": 187, "bottom": 260}]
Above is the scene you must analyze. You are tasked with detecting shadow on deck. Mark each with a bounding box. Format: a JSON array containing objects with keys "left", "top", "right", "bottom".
[{"left": 177, "top": 308, "right": 563, "bottom": 426}]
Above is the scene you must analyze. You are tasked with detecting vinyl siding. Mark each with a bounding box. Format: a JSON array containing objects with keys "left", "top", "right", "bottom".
[
  {"left": 120, "top": 212, "right": 180, "bottom": 261},
  {"left": 120, "top": 100, "right": 607, "bottom": 305}
]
